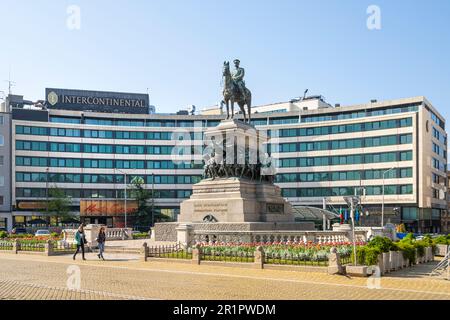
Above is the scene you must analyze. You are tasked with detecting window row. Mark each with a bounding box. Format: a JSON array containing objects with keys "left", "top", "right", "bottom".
[
  {"left": 16, "top": 188, "right": 193, "bottom": 199},
  {"left": 432, "top": 142, "right": 447, "bottom": 159},
  {"left": 16, "top": 141, "right": 178, "bottom": 155},
  {"left": 277, "top": 118, "right": 413, "bottom": 138},
  {"left": 16, "top": 172, "right": 202, "bottom": 185},
  {"left": 275, "top": 168, "right": 413, "bottom": 183},
  {"left": 17, "top": 126, "right": 204, "bottom": 140},
  {"left": 301, "top": 105, "right": 419, "bottom": 124},
  {"left": 278, "top": 151, "right": 413, "bottom": 168},
  {"left": 432, "top": 127, "right": 447, "bottom": 145},
  {"left": 278, "top": 134, "right": 412, "bottom": 153},
  {"left": 15, "top": 156, "right": 204, "bottom": 170},
  {"left": 281, "top": 184, "right": 414, "bottom": 198}
]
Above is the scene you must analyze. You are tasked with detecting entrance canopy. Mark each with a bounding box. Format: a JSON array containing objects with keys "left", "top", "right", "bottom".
[{"left": 292, "top": 206, "right": 339, "bottom": 221}]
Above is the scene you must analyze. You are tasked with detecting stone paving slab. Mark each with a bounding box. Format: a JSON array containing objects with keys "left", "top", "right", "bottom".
[{"left": 0, "top": 253, "right": 449, "bottom": 300}]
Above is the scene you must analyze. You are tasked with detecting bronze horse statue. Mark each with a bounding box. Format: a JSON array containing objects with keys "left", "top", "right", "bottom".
[{"left": 222, "top": 61, "right": 252, "bottom": 123}]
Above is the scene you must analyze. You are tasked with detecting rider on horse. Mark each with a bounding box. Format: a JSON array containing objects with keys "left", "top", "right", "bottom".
[{"left": 232, "top": 59, "right": 247, "bottom": 101}]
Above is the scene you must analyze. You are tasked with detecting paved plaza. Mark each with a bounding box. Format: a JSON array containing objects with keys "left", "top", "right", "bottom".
[{"left": 0, "top": 252, "right": 449, "bottom": 300}]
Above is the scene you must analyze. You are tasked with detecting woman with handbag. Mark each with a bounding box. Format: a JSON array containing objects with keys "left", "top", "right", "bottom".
[
  {"left": 96, "top": 226, "right": 106, "bottom": 261},
  {"left": 73, "top": 224, "right": 87, "bottom": 261}
]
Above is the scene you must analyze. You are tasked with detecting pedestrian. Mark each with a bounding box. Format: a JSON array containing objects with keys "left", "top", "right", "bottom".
[
  {"left": 73, "top": 224, "right": 87, "bottom": 261},
  {"left": 96, "top": 226, "right": 106, "bottom": 261}
]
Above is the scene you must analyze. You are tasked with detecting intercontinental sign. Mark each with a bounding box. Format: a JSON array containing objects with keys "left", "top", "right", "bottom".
[{"left": 45, "top": 88, "right": 150, "bottom": 114}]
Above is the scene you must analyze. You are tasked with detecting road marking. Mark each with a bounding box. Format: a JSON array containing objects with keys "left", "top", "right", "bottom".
[{"left": 1, "top": 255, "right": 449, "bottom": 298}]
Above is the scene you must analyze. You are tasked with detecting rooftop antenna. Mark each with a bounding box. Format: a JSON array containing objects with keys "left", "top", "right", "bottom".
[
  {"left": 5, "top": 66, "right": 16, "bottom": 95},
  {"left": 303, "top": 89, "right": 309, "bottom": 100}
]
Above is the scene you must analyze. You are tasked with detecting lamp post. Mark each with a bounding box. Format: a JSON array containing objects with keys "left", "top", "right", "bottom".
[
  {"left": 45, "top": 167, "right": 49, "bottom": 220},
  {"left": 151, "top": 173, "right": 155, "bottom": 227},
  {"left": 381, "top": 167, "right": 395, "bottom": 228},
  {"left": 115, "top": 169, "right": 137, "bottom": 229}
]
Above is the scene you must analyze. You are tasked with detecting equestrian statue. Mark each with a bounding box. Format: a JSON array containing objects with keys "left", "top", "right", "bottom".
[{"left": 222, "top": 59, "right": 252, "bottom": 123}]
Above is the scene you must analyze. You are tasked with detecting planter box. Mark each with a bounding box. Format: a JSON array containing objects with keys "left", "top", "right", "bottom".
[
  {"left": 389, "top": 251, "right": 398, "bottom": 271},
  {"left": 382, "top": 252, "right": 390, "bottom": 274},
  {"left": 436, "top": 244, "right": 449, "bottom": 257},
  {"left": 378, "top": 254, "right": 385, "bottom": 275},
  {"left": 345, "top": 265, "right": 368, "bottom": 277}
]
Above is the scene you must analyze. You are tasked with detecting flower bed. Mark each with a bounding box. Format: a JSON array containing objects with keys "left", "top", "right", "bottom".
[{"left": 197, "top": 242, "right": 364, "bottom": 265}]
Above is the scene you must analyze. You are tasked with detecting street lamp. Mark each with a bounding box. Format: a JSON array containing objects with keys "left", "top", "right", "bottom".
[
  {"left": 381, "top": 167, "right": 395, "bottom": 228},
  {"left": 115, "top": 168, "right": 137, "bottom": 229}
]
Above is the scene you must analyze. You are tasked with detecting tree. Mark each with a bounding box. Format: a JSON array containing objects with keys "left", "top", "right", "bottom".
[
  {"left": 45, "top": 187, "right": 73, "bottom": 224},
  {"left": 129, "top": 177, "right": 153, "bottom": 228}
]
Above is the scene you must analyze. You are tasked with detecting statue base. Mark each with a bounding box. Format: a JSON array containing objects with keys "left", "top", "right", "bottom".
[{"left": 178, "top": 177, "right": 294, "bottom": 223}]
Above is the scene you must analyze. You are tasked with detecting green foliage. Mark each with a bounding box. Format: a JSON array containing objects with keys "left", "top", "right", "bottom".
[
  {"left": 129, "top": 179, "right": 153, "bottom": 227},
  {"left": 45, "top": 187, "right": 73, "bottom": 222},
  {"left": 51, "top": 232, "right": 60, "bottom": 238},
  {"left": 396, "top": 242, "right": 416, "bottom": 265},
  {"left": 433, "top": 235, "right": 450, "bottom": 245},
  {"left": 367, "top": 236, "right": 395, "bottom": 253},
  {"left": 414, "top": 240, "right": 427, "bottom": 257},
  {"left": 132, "top": 232, "right": 150, "bottom": 239},
  {"left": 352, "top": 246, "right": 381, "bottom": 266},
  {"left": 0, "top": 231, "right": 8, "bottom": 239}
]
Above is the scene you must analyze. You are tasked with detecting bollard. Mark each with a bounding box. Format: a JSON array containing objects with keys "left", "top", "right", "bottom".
[
  {"left": 327, "top": 247, "right": 344, "bottom": 275},
  {"left": 254, "top": 246, "right": 265, "bottom": 270},
  {"left": 192, "top": 244, "right": 201, "bottom": 265},
  {"left": 45, "top": 240, "right": 54, "bottom": 256},
  {"left": 142, "top": 242, "right": 149, "bottom": 262},
  {"left": 12, "top": 239, "right": 20, "bottom": 254}
]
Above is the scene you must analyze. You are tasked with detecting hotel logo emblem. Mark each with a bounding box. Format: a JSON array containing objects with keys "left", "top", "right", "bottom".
[{"left": 47, "top": 91, "right": 59, "bottom": 106}]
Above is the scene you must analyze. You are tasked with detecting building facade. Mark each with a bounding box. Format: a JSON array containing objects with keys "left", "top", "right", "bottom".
[{"left": 1, "top": 89, "right": 447, "bottom": 233}]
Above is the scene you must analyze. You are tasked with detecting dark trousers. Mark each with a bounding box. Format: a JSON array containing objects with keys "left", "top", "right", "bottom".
[{"left": 73, "top": 244, "right": 85, "bottom": 259}]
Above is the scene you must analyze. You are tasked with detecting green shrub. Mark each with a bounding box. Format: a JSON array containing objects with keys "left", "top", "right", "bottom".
[
  {"left": 397, "top": 242, "right": 416, "bottom": 265},
  {"left": 0, "top": 231, "right": 8, "bottom": 239},
  {"left": 132, "top": 232, "right": 150, "bottom": 240},
  {"left": 364, "top": 247, "right": 382, "bottom": 265},
  {"left": 51, "top": 232, "right": 60, "bottom": 238},
  {"left": 367, "top": 236, "right": 394, "bottom": 253},
  {"left": 351, "top": 246, "right": 381, "bottom": 266},
  {"left": 433, "top": 235, "right": 450, "bottom": 245},
  {"left": 414, "top": 240, "right": 426, "bottom": 258}
]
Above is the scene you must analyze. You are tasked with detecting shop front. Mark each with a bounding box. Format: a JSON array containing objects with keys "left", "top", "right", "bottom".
[{"left": 80, "top": 200, "right": 138, "bottom": 228}]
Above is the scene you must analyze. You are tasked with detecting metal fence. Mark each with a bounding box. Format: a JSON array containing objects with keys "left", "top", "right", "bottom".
[
  {"left": 147, "top": 244, "right": 192, "bottom": 260},
  {"left": 201, "top": 249, "right": 255, "bottom": 263},
  {"left": 0, "top": 241, "right": 13, "bottom": 251},
  {"left": 264, "top": 252, "right": 329, "bottom": 266},
  {"left": 52, "top": 241, "right": 78, "bottom": 253},
  {"left": 19, "top": 242, "right": 45, "bottom": 252}
]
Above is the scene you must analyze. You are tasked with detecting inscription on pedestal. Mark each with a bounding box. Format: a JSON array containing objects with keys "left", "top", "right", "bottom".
[
  {"left": 267, "top": 203, "right": 284, "bottom": 214},
  {"left": 194, "top": 203, "right": 228, "bottom": 215}
]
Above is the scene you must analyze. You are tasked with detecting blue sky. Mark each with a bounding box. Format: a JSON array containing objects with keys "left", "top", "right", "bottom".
[{"left": 0, "top": 0, "right": 449, "bottom": 118}]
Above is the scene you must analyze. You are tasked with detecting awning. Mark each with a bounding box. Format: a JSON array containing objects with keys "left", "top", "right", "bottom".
[{"left": 292, "top": 206, "right": 340, "bottom": 220}]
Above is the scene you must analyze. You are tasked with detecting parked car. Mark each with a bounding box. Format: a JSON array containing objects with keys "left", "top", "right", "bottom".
[
  {"left": 35, "top": 229, "right": 51, "bottom": 236},
  {"left": 11, "top": 227, "right": 28, "bottom": 235}
]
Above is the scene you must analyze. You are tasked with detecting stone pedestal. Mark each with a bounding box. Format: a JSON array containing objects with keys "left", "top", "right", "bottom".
[
  {"left": 157, "top": 119, "right": 316, "bottom": 244},
  {"left": 179, "top": 178, "right": 294, "bottom": 223},
  {"left": 327, "top": 247, "right": 344, "bottom": 275},
  {"left": 84, "top": 224, "right": 101, "bottom": 247},
  {"left": 176, "top": 224, "right": 193, "bottom": 246}
]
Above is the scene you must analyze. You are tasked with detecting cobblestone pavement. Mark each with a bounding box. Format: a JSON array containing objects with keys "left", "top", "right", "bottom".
[{"left": 0, "top": 253, "right": 449, "bottom": 300}]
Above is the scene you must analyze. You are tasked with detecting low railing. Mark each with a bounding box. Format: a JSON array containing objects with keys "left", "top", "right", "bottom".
[
  {"left": 141, "top": 243, "right": 355, "bottom": 267},
  {"left": 201, "top": 248, "right": 254, "bottom": 263},
  {"left": 19, "top": 242, "right": 45, "bottom": 252},
  {"left": 52, "top": 241, "right": 78, "bottom": 253},
  {"left": 147, "top": 244, "right": 192, "bottom": 260},
  {"left": 0, "top": 239, "right": 75, "bottom": 255},
  {"left": 0, "top": 241, "right": 13, "bottom": 251},
  {"left": 191, "top": 230, "right": 367, "bottom": 246}
]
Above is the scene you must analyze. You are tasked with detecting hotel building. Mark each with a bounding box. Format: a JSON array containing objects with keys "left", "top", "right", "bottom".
[{"left": 0, "top": 88, "right": 447, "bottom": 233}]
